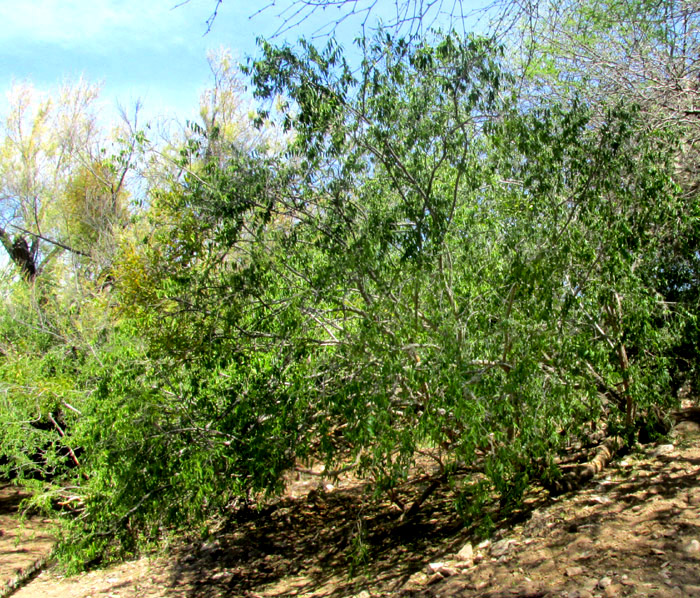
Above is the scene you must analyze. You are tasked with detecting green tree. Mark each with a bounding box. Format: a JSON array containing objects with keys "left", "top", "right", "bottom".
[
  {"left": 500, "top": 0, "right": 700, "bottom": 388},
  {"left": 62, "top": 32, "right": 687, "bottom": 568},
  {"left": 248, "top": 31, "right": 685, "bottom": 490},
  {"left": 0, "top": 82, "right": 137, "bottom": 488},
  {"left": 0, "top": 81, "right": 133, "bottom": 281}
]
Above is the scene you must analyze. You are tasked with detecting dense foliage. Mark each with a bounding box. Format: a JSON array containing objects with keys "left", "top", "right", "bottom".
[{"left": 1, "top": 5, "right": 698, "bottom": 568}]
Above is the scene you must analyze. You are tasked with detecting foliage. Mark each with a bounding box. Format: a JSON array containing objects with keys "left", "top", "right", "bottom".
[
  {"left": 0, "top": 81, "right": 133, "bottom": 281},
  {"left": 0, "top": 21, "right": 696, "bottom": 571},
  {"left": 499, "top": 0, "right": 700, "bottom": 388}
]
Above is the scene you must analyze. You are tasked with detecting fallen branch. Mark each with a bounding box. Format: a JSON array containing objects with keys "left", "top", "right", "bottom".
[
  {"left": 399, "top": 472, "right": 447, "bottom": 522},
  {"left": 547, "top": 436, "right": 625, "bottom": 495}
]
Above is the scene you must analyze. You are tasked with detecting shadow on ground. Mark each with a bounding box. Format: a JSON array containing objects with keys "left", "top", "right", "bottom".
[{"left": 156, "top": 432, "right": 700, "bottom": 598}]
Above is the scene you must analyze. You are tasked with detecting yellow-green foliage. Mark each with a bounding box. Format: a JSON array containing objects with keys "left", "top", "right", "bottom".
[{"left": 61, "top": 161, "right": 128, "bottom": 254}]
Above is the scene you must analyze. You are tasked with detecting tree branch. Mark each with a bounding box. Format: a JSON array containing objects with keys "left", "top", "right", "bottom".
[{"left": 10, "top": 225, "right": 90, "bottom": 258}]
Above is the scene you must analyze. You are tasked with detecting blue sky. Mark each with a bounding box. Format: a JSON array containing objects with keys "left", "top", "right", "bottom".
[
  {"left": 1, "top": 0, "right": 307, "bottom": 122},
  {"left": 1, "top": 1, "right": 490, "bottom": 123}
]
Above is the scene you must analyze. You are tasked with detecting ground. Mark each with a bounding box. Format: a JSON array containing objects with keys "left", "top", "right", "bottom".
[{"left": 1, "top": 417, "right": 699, "bottom": 598}]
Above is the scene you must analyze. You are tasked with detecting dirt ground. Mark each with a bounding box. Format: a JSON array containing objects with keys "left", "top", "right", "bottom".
[
  {"left": 1, "top": 416, "right": 699, "bottom": 598},
  {"left": 0, "top": 486, "right": 54, "bottom": 596}
]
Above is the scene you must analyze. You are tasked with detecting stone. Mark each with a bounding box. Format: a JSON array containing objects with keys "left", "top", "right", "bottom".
[
  {"left": 457, "top": 542, "right": 474, "bottom": 562},
  {"left": 438, "top": 567, "right": 458, "bottom": 577},
  {"left": 516, "top": 581, "right": 541, "bottom": 595},
  {"left": 407, "top": 571, "right": 429, "bottom": 585},
  {"left": 598, "top": 576, "right": 613, "bottom": 589},
  {"left": 565, "top": 566, "right": 584, "bottom": 577},
  {"left": 674, "top": 420, "right": 700, "bottom": 436},
  {"left": 652, "top": 444, "right": 675, "bottom": 457},
  {"left": 200, "top": 540, "right": 222, "bottom": 556},
  {"left": 427, "top": 562, "right": 445, "bottom": 574},
  {"left": 425, "top": 562, "right": 459, "bottom": 578},
  {"left": 604, "top": 584, "right": 620, "bottom": 597},
  {"left": 491, "top": 538, "right": 516, "bottom": 557},
  {"left": 683, "top": 539, "right": 700, "bottom": 555}
]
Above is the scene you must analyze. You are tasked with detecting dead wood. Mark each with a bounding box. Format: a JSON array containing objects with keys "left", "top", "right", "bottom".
[{"left": 547, "top": 436, "right": 625, "bottom": 495}]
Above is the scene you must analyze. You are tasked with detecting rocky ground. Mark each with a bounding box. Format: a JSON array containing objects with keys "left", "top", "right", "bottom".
[{"left": 1, "top": 414, "right": 699, "bottom": 598}]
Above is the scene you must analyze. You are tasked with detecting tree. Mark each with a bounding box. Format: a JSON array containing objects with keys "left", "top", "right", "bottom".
[
  {"left": 247, "top": 30, "right": 684, "bottom": 489},
  {"left": 499, "top": 0, "right": 700, "bottom": 389},
  {"left": 0, "top": 81, "right": 132, "bottom": 282},
  {"left": 56, "top": 32, "right": 686, "bottom": 568},
  {"left": 2, "top": 3, "right": 693, "bottom": 569},
  {"left": 189, "top": 0, "right": 484, "bottom": 37},
  {"left": 0, "top": 82, "right": 138, "bottom": 489}
]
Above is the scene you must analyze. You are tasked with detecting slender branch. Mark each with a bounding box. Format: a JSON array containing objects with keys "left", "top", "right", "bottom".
[
  {"left": 48, "top": 412, "right": 82, "bottom": 470},
  {"left": 10, "top": 225, "right": 90, "bottom": 257}
]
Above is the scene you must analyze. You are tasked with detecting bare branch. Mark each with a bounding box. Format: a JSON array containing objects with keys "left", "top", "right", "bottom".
[{"left": 10, "top": 225, "right": 90, "bottom": 258}]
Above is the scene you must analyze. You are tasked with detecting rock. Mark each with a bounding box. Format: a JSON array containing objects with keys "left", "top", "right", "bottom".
[
  {"left": 438, "top": 567, "right": 458, "bottom": 577},
  {"left": 200, "top": 540, "right": 222, "bottom": 556},
  {"left": 426, "top": 562, "right": 458, "bottom": 578},
  {"left": 604, "top": 584, "right": 620, "bottom": 597},
  {"left": 652, "top": 444, "right": 675, "bottom": 457},
  {"left": 565, "top": 566, "right": 584, "bottom": 577},
  {"left": 511, "top": 581, "right": 541, "bottom": 595},
  {"left": 683, "top": 539, "right": 700, "bottom": 555},
  {"left": 457, "top": 542, "right": 474, "bottom": 562},
  {"left": 491, "top": 538, "right": 516, "bottom": 557},
  {"left": 673, "top": 420, "right": 700, "bottom": 436},
  {"left": 407, "top": 571, "right": 429, "bottom": 585},
  {"left": 353, "top": 591, "right": 371, "bottom": 598},
  {"left": 598, "top": 576, "right": 613, "bottom": 589},
  {"left": 687, "top": 490, "right": 700, "bottom": 507},
  {"left": 427, "top": 562, "right": 445, "bottom": 574}
]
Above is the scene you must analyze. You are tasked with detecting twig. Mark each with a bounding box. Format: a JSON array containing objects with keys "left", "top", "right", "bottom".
[{"left": 48, "top": 413, "right": 82, "bottom": 470}]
